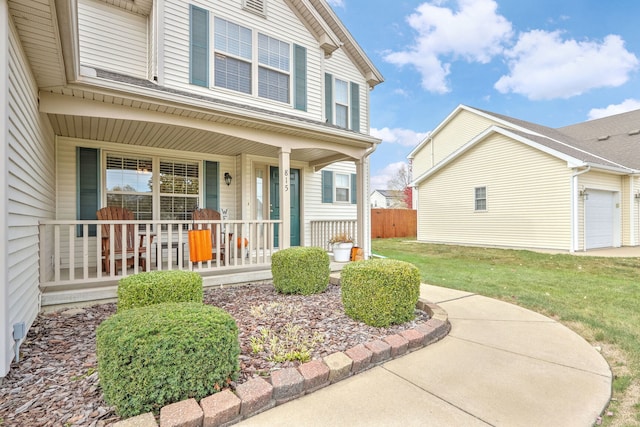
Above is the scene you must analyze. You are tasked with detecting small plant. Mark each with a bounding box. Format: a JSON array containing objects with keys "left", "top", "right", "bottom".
[
  {"left": 249, "top": 323, "right": 324, "bottom": 363},
  {"left": 271, "top": 247, "right": 330, "bottom": 295},
  {"left": 341, "top": 258, "right": 420, "bottom": 327},
  {"left": 249, "top": 302, "right": 294, "bottom": 319},
  {"left": 117, "top": 270, "right": 203, "bottom": 312},
  {"left": 328, "top": 232, "right": 353, "bottom": 244}
]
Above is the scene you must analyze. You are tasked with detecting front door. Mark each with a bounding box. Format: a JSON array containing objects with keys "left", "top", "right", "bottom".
[{"left": 270, "top": 167, "right": 300, "bottom": 247}]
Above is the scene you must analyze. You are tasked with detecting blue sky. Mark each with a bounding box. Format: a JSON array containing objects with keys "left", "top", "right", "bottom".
[{"left": 328, "top": 0, "right": 640, "bottom": 189}]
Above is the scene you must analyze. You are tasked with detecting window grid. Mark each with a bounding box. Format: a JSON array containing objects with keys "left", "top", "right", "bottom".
[{"left": 475, "top": 186, "right": 487, "bottom": 211}]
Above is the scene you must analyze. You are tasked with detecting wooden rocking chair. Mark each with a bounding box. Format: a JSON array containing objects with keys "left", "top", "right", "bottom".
[
  {"left": 192, "top": 208, "right": 226, "bottom": 264},
  {"left": 97, "top": 206, "right": 148, "bottom": 274}
]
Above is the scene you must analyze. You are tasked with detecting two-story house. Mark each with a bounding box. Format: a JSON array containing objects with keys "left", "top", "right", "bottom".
[{"left": 1, "top": 0, "right": 383, "bottom": 378}]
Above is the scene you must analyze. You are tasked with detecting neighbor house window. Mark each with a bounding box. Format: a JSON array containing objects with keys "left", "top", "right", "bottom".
[
  {"left": 214, "top": 17, "right": 252, "bottom": 94},
  {"left": 258, "top": 33, "right": 290, "bottom": 103},
  {"left": 475, "top": 186, "right": 487, "bottom": 211}
]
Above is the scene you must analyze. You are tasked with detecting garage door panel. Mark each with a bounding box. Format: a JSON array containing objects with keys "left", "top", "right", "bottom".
[{"left": 585, "top": 190, "right": 614, "bottom": 249}]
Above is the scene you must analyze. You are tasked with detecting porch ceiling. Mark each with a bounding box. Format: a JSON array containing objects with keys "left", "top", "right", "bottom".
[{"left": 46, "top": 113, "right": 346, "bottom": 163}]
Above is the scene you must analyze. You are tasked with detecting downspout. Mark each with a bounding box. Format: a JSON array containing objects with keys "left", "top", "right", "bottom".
[{"left": 571, "top": 166, "right": 591, "bottom": 253}]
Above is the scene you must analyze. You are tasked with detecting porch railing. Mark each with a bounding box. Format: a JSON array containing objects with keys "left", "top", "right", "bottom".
[
  {"left": 310, "top": 220, "right": 358, "bottom": 251},
  {"left": 39, "top": 219, "right": 281, "bottom": 287}
]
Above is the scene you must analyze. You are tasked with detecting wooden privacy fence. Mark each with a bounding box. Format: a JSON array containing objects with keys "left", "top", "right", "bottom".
[{"left": 371, "top": 209, "right": 416, "bottom": 239}]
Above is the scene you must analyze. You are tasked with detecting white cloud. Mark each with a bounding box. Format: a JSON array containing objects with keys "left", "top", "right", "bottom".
[
  {"left": 384, "top": 0, "right": 513, "bottom": 93},
  {"left": 495, "top": 31, "right": 639, "bottom": 100},
  {"left": 325, "top": 0, "right": 344, "bottom": 8},
  {"left": 371, "top": 162, "right": 407, "bottom": 190},
  {"left": 371, "top": 127, "right": 429, "bottom": 147},
  {"left": 588, "top": 99, "right": 640, "bottom": 120}
]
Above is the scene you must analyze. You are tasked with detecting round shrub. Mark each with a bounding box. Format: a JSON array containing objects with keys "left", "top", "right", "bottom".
[
  {"left": 117, "top": 270, "right": 203, "bottom": 312},
  {"left": 271, "top": 247, "right": 330, "bottom": 295},
  {"left": 341, "top": 258, "right": 420, "bottom": 327},
  {"left": 96, "top": 302, "right": 240, "bottom": 417}
]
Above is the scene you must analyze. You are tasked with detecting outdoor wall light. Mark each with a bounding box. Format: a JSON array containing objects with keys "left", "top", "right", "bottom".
[
  {"left": 635, "top": 191, "right": 640, "bottom": 200},
  {"left": 579, "top": 189, "right": 589, "bottom": 200},
  {"left": 224, "top": 172, "right": 232, "bottom": 186}
]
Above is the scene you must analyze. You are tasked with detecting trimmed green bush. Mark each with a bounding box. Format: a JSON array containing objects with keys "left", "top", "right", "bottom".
[
  {"left": 117, "top": 270, "right": 203, "bottom": 312},
  {"left": 96, "top": 302, "right": 239, "bottom": 417},
  {"left": 271, "top": 247, "right": 330, "bottom": 295},
  {"left": 341, "top": 258, "right": 420, "bottom": 327}
]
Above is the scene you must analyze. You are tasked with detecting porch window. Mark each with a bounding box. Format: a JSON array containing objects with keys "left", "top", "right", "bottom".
[
  {"left": 214, "top": 17, "right": 252, "bottom": 94},
  {"left": 335, "top": 173, "right": 350, "bottom": 202},
  {"left": 159, "top": 160, "right": 200, "bottom": 227},
  {"left": 105, "top": 155, "right": 153, "bottom": 221},
  {"left": 321, "top": 170, "right": 357, "bottom": 204},
  {"left": 258, "top": 33, "right": 290, "bottom": 103},
  {"left": 475, "top": 186, "right": 487, "bottom": 211}
]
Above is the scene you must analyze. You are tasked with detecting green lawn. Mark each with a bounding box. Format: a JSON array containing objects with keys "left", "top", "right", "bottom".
[{"left": 372, "top": 239, "right": 640, "bottom": 426}]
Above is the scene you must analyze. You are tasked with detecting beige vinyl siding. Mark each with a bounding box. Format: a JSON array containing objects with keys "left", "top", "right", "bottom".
[
  {"left": 634, "top": 176, "right": 640, "bottom": 246},
  {"left": 78, "top": 0, "right": 148, "bottom": 78},
  {"left": 417, "top": 134, "right": 572, "bottom": 250},
  {"left": 56, "top": 137, "right": 237, "bottom": 268},
  {"left": 323, "top": 48, "right": 370, "bottom": 133},
  {"left": 162, "top": 0, "right": 323, "bottom": 120},
  {"left": 304, "top": 161, "right": 357, "bottom": 242},
  {"left": 4, "top": 22, "right": 56, "bottom": 377},
  {"left": 412, "top": 110, "right": 498, "bottom": 179}
]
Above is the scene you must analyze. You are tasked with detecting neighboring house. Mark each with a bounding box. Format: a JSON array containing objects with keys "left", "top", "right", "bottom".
[
  {"left": 370, "top": 189, "right": 406, "bottom": 208},
  {"left": 1, "top": 0, "right": 383, "bottom": 378},
  {"left": 409, "top": 105, "right": 640, "bottom": 252}
]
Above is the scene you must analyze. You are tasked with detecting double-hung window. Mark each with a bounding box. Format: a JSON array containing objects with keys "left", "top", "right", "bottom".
[
  {"left": 475, "top": 186, "right": 487, "bottom": 211},
  {"left": 159, "top": 160, "right": 200, "bottom": 227},
  {"left": 258, "top": 33, "right": 290, "bottom": 103},
  {"left": 214, "top": 17, "right": 252, "bottom": 94},
  {"left": 334, "top": 79, "right": 349, "bottom": 129},
  {"left": 335, "top": 173, "right": 350, "bottom": 202}
]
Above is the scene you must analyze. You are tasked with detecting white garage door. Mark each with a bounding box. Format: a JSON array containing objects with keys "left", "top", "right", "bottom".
[{"left": 585, "top": 190, "right": 615, "bottom": 249}]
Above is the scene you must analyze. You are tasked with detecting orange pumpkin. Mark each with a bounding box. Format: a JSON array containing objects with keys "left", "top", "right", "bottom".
[
  {"left": 237, "top": 237, "right": 249, "bottom": 249},
  {"left": 188, "top": 229, "right": 212, "bottom": 262}
]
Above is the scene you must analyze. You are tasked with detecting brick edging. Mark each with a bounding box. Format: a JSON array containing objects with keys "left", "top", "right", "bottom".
[{"left": 114, "top": 289, "right": 450, "bottom": 427}]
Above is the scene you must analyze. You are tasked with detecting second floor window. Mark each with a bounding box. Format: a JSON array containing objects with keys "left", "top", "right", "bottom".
[
  {"left": 258, "top": 33, "right": 290, "bottom": 103},
  {"left": 214, "top": 17, "right": 252, "bottom": 94}
]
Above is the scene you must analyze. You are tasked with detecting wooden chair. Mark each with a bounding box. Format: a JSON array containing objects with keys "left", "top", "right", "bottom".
[
  {"left": 192, "top": 208, "right": 226, "bottom": 264},
  {"left": 96, "top": 206, "right": 148, "bottom": 274}
]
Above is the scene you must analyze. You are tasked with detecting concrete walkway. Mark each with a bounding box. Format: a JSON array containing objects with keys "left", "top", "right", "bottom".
[{"left": 238, "top": 285, "right": 612, "bottom": 427}]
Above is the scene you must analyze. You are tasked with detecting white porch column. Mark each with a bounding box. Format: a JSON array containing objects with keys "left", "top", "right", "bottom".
[
  {"left": 356, "top": 158, "right": 370, "bottom": 258},
  {"left": 279, "top": 148, "right": 291, "bottom": 249}
]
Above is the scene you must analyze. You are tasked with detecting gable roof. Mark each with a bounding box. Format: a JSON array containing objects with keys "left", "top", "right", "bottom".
[
  {"left": 371, "top": 189, "right": 404, "bottom": 198},
  {"left": 410, "top": 105, "right": 640, "bottom": 186}
]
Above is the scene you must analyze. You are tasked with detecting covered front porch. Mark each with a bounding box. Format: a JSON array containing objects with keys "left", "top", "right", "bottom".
[{"left": 39, "top": 218, "right": 357, "bottom": 307}]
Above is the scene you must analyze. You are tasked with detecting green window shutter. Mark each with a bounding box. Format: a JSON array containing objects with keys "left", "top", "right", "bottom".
[
  {"left": 350, "top": 82, "right": 360, "bottom": 132},
  {"left": 351, "top": 173, "right": 357, "bottom": 204},
  {"left": 324, "top": 73, "right": 333, "bottom": 124},
  {"left": 321, "top": 170, "right": 333, "bottom": 203},
  {"left": 293, "top": 45, "right": 307, "bottom": 111},
  {"left": 190, "top": 5, "right": 209, "bottom": 87},
  {"left": 204, "top": 161, "right": 219, "bottom": 210},
  {"left": 76, "top": 147, "right": 100, "bottom": 237}
]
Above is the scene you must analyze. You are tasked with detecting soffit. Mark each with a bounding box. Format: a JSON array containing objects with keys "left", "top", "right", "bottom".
[{"left": 7, "top": 0, "right": 67, "bottom": 88}]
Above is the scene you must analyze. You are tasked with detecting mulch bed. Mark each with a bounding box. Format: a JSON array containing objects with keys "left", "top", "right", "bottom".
[{"left": 0, "top": 282, "right": 428, "bottom": 426}]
